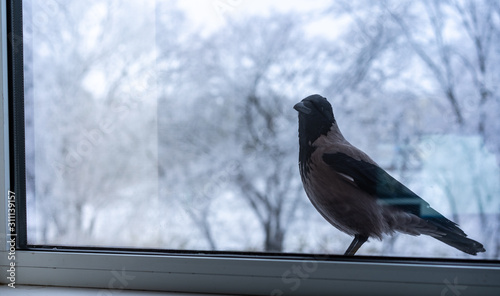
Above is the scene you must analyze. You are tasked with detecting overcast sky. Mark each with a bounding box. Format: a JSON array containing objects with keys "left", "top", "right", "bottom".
[{"left": 176, "top": 0, "right": 347, "bottom": 38}]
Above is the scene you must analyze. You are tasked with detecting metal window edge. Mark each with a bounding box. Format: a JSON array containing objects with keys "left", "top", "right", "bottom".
[{"left": 1, "top": 0, "right": 10, "bottom": 254}]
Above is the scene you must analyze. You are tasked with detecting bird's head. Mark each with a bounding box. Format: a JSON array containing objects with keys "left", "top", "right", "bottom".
[
  {"left": 294, "top": 94, "right": 336, "bottom": 146},
  {"left": 294, "top": 94, "right": 335, "bottom": 122}
]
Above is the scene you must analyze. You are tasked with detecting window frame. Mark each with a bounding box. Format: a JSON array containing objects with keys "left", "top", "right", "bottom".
[{"left": 1, "top": 0, "right": 500, "bottom": 294}]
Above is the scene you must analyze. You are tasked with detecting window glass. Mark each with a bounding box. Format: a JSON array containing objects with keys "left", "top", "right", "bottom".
[{"left": 23, "top": 0, "right": 500, "bottom": 259}]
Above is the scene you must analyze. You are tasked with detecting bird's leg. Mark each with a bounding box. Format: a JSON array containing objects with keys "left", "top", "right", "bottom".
[{"left": 344, "top": 234, "right": 368, "bottom": 256}]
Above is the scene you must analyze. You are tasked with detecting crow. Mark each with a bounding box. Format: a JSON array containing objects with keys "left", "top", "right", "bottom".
[{"left": 294, "top": 94, "right": 485, "bottom": 256}]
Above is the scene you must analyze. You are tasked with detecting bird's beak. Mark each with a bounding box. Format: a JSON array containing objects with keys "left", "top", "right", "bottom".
[{"left": 294, "top": 102, "right": 312, "bottom": 114}]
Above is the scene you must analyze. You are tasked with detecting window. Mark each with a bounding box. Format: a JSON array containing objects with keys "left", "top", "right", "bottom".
[{"left": 1, "top": 0, "right": 500, "bottom": 294}]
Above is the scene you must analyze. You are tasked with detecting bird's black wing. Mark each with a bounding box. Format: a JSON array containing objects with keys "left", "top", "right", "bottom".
[
  {"left": 322, "top": 152, "right": 464, "bottom": 233},
  {"left": 322, "top": 151, "right": 483, "bottom": 254},
  {"left": 322, "top": 152, "right": 428, "bottom": 214}
]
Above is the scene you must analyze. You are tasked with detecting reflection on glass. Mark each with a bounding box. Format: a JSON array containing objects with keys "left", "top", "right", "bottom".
[{"left": 24, "top": 0, "right": 500, "bottom": 259}]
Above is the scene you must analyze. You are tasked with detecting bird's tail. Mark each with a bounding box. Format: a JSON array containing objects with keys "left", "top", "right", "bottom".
[
  {"left": 432, "top": 232, "right": 485, "bottom": 255},
  {"left": 426, "top": 216, "right": 485, "bottom": 255}
]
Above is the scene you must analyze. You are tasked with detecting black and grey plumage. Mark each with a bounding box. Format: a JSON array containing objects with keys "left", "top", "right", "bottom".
[{"left": 294, "top": 94, "right": 485, "bottom": 256}]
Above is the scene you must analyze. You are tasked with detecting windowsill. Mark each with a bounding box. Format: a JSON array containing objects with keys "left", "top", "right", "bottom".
[{"left": 0, "top": 285, "right": 221, "bottom": 296}]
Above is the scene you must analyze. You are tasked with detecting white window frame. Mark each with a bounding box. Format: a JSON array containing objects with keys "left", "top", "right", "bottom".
[{"left": 1, "top": 1, "right": 499, "bottom": 294}]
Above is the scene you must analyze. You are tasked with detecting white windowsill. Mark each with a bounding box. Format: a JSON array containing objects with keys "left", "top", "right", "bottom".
[{"left": 0, "top": 285, "right": 221, "bottom": 296}]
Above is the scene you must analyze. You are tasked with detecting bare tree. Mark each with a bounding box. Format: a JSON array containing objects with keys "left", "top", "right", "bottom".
[
  {"left": 157, "top": 12, "right": 329, "bottom": 251},
  {"left": 384, "top": 0, "right": 500, "bottom": 256},
  {"left": 387, "top": 1, "right": 466, "bottom": 127},
  {"left": 27, "top": 0, "right": 159, "bottom": 244}
]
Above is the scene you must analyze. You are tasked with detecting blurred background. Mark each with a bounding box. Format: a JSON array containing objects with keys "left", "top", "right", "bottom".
[{"left": 23, "top": 0, "right": 500, "bottom": 259}]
